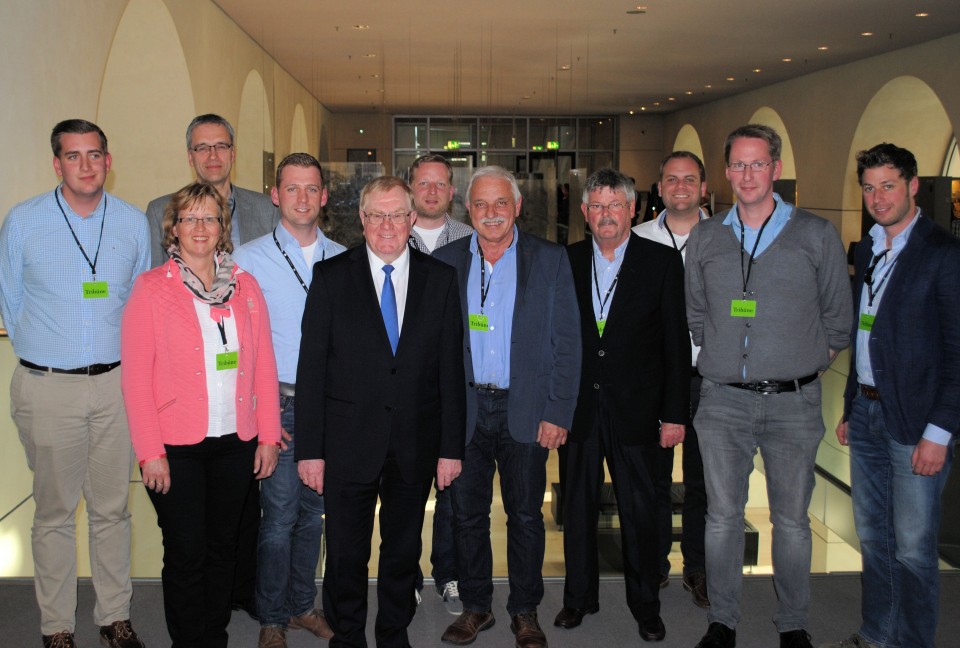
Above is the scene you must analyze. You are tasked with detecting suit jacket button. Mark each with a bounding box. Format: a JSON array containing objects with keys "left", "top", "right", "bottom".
[
  {"left": 593, "top": 383, "right": 600, "bottom": 390},
  {"left": 468, "top": 381, "right": 475, "bottom": 387},
  {"left": 598, "top": 350, "right": 605, "bottom": 357}
]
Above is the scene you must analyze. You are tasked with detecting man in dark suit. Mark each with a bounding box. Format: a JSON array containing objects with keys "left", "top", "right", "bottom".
[
  {"left": 824, "top": 144, "right": 960, "bottom": 648},
  {"left": 295, "top": 176, "right": 466, "bottom": 648},
  {"left": 554, "top": 169, "right": 689, "bottom": 643},
  {"left": 145, "top": 113, "right": 278, "bottom": 268},
  {"left": 434, "top": 166, "right": 581, "bottom": 648}
]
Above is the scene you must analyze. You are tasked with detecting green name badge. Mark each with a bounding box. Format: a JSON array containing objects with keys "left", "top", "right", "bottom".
[
  {"left": 859, "top": 313, "right": 876, "bottom": 332},
  {"left": 82, "top": 281, "right": 109, "bottom": 299},
  {"left": 216, "top": 351, "right": 238, "bottom": 371},
  {"left": 469, "top": 313, "right": 489, "bottom": 332},
  {"left": 596, "top": 319, "right": 607, "bottom": 337},
  {"left": 730, "top": 299, "right": 757, "bottom": 318}
]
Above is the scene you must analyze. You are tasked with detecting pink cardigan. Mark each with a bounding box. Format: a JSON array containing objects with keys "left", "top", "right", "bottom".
[{"left": 121, "top": 259, "right": 281, "bottom": 462}]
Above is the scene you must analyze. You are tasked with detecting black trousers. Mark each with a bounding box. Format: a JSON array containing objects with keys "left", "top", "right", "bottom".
[
  {"left": 147, "top": 434, "right": 256, "bottom": 648},
  {"left": 323, "top": 458, "right": 431, "bottom": 648},
  {"left": 560, "top": 402, "right": 661, "bottom": 622}
]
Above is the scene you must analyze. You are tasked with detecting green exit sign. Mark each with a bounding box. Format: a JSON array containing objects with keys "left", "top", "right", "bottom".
[
  {"left": 546, "top": 141, "right": 560, "bottom": 150},
  {"left": 446, "top": 140, "right": 461, "bottom": 150}
]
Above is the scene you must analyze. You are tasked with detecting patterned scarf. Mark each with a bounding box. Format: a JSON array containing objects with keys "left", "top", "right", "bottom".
[{"left": 167, "top": 245, "right": 237, "bottom": 306}]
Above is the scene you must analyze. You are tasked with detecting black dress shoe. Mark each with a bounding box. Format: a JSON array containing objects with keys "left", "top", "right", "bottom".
[
  {"left": 695, "top": 622, "right": 736, "bottom": 648},
  {"left": 639, "top": 616, "right": 666, "bottom": 642},
  {"left": 553, "top": 604, "right": 599, "bottom": 628},
  {"left": 682, "top": 571, "right": 710, "bottom": 609}
]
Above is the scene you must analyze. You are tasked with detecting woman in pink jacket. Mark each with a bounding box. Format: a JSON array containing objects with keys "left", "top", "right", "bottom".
[{"left": 121, "top": 182, "right": 280, "bottom": 648}]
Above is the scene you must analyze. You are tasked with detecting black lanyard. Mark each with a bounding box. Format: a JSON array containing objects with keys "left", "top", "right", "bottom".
[
  {"left": 662, "top": 212, "right": 702, "bottom": 254},
  {"left": 865, "top": 250, "right": 898, "bottom": 309},
  {"left": 737, "top": 204, "right": 775, "bottom": 296},
  {"left": 273, "top": 228, "right": 324, "bottom": 295},
  {"left": 55, "top": 189, "right": 107, "bottom": 279},
  {"left": 477, "top": 245, "right": 493, "bottom": 313},
  {"left": 592, "top": 253, "right": 622, "bottom": 321}
]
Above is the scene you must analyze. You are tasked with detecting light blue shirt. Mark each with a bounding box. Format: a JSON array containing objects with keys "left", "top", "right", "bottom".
[
  {"left": 0, "top": 186, "right": 150, "bottom": 367},
  {"left": 233, "top": 224, "right": 346, "bottom": 384},
  {"left": 855, "top": 211, "right": 949, "bottom": 445},
  {"left": 467, "top": 227, "right": 518, "bottom": 388},
  {"left": 723, "top": 192, "right": 792, "bottom": 257},
  {"left": 591, "top": 236, "right": 628, "bottom": 322}
]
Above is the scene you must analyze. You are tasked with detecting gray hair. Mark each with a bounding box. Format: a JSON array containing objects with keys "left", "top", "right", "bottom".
[
  {"left": 467, "top": 166, "right": 521, "bottom": 203},
  {"left": 581, "top": 168, "right": 636, "bottom": 204},
  {"left": 186, "top": 114, "right": 236, "bottom": 149}
]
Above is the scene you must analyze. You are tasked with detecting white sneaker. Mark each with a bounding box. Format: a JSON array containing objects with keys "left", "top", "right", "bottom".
[{"left": 439, "top": 580, "right": 463, "bottom": 615}]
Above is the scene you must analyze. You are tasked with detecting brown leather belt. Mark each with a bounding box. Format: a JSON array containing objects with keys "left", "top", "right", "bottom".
[
  {"left": 859, "top": 384, "right": 881, "bottom": 401},
  {"left": 20, "top": 359, "right": 120, "bottom": 376}
]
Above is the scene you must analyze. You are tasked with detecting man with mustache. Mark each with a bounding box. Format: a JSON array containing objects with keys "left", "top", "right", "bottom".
[
  {"left": 555, "top": 168, "right": 689, "bottom": 643},
  {"left": 434, "top": 166, "right": 581, "bottom": 648}
]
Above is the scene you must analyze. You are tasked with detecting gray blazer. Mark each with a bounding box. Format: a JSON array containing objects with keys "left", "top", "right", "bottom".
[
  {"left": 145, "top": 184, "right": 279, "bottom": 268},
  {"left": 433, "top": 231, "right": 582, "bottom": 444}
]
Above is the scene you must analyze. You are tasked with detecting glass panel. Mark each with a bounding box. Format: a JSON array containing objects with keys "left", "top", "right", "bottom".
[
  {"left": 430, "top": 118, "right": 477, "bottom": 153},
  {"left": 515, "top": 172, "right": 549, "bottom": 239},
  {"left": 576, "top": 152, "right": 615, "bottom": 177},
  {"left": 577, "top": 117, "right": 616, "bottom": 150},
  {"left": 529, "top": 118, "right": 575, "bottom": 151},
  {"left": 479, "top": 117, "right": 526, "bottom": 150},
  {"left": 479, "top": 152, "right": 526, "bottom": 174},
  {"left": 320, "top": 161, "right": 385, "bottom": 249},
  {"left": 395, "top": 118, "right": 427, "bottom": 150}
]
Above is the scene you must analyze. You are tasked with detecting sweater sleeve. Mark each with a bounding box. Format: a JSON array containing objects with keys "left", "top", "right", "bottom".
[{"left": 817, "top": 221, "right": 854, "bottom": 352}]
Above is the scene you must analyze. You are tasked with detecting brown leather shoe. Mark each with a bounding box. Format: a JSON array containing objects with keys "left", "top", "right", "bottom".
[
  {"left": 511, "top": 612, "right": 547, "bottom": 648},
  {"left": 288, "top": 608, "right": 334, "bottom": 640},
  {"left": 42, "top": 631, "right": 76, "bottom": 648},
  {"left": 258, "top": 626, "right": 287, "bottom": 648},
  {"left": 442, "top": 610, "right": 496, "bottom": 645},
  {"left": 682, "top": 571, "right": 710, "bottom": 609},
  {"left": 98, "top": 620, "right": 146, "bottom": 648}
]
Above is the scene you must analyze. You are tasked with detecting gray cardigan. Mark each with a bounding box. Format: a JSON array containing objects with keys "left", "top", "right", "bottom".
[{"left": 685, "top": 205, "right": 852, "bottom": 383}]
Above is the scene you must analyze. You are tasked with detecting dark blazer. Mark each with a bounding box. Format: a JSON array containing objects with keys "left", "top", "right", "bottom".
[
  {"left": 294, "top": 245, "right": 466, "bottom": 484},
  {"left": 843, "top": 215, "right": 960, "bottom": 445},
  {"left": 567, "top": 233, "right": 690, "bottom": 445},
  {"left": 433, "top": 230, "right": 581, "bottom": 444},
  {"left": 146, "top": 185, "right": 279, "bottom": 268}
]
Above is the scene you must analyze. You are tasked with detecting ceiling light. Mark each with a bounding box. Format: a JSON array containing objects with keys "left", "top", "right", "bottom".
[
  {"left": 353, "top": 24, "right": 369, "bottom": 30},
  {"left": 860, "top": 32, "right": 874, "bottom": 36},
  {"left": 628, "top": 110, "right": 635, "bottom": 115},
  {"left": 559, "top": 65, "right": 571, "bottom": 71},
  {"left": 781, "top": 58, "right": 792, "bottom": 62},
  {"left": 626, "top": 5, "right": 647, "bottom": 14},
  {"left": 370, "top": 74, "right": 379, "bottom": 78},
  {"left": 704, "top": 84, "right": 713, "bottom": 89},
  {"left": 726, "top": 76, "right": 736, "bottom": 81},
  {"left": 685, "top": 91, "right": 693, "bottom": 95},
  {"left": 753, "top": 68, "right": 762, "bottom": 73},
  {"left": 915, "top": 12, "right": 929, "bottom": 17},
  {"left": 640, "top": 106, "right": 646, "bottom": 111},
  {"left": 362, "top": 53, "right": 377, "bottom": 58},
  {"left": 817, "top": 45, "right": 829, "bottom": 51},
  {"left": 667, "top": 97, "right": 676, "bottom": 101},
  {"left": 653, "top": 102, "right": 660, "bottom": 107}
]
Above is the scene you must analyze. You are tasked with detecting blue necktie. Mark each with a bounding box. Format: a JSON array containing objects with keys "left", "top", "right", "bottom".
[{"left": 381, "top": 264, "right": 399, "bottom": 355}]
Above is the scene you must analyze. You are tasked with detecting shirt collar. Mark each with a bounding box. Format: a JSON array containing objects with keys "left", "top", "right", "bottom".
[
  {"left": 469, "top": 225, "right": 520, "bottom": 256},
  {"left": 591, "top": 234, "right": 629, "bottom": 261},
  {"left": 366, "top": 243, "right": 410, "bottom": 274},
  {"left": 275, "top": 222, "right": 328, "bottom": 251},
  {"left": 869, "top": 207, "right": 922, "bottom": 256},
  {"left": 722, "top": 192, "right": 790, "bottom": 229},
  {"left": 656, "top": 208, "right": 707, "bottom": 230}
]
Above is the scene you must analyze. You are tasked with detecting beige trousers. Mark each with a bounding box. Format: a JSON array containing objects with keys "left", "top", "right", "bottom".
[{"left": 11, "top": 363, "right": 134, "bottom": 635}]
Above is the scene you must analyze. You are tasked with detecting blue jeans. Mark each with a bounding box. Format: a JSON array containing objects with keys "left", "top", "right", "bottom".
[
  {"left": 256, "top": 396, "right": 326, "bottom": 627},
  {"left": 451, "top": 389, "right": 548, "bottom": 616},
  {"left": 848, "top": 395, "right": 953, "bottom": 648},
  {"left": 695, "top": 378, "right": 824, "bottom": 632}
]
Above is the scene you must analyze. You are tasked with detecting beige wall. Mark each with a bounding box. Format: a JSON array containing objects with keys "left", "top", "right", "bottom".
[{"left": 0, "top": 0, "right": 324, "bottom": 577}]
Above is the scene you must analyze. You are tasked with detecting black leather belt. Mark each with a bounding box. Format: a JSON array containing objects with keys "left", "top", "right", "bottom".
[
  {"left": 20, "top": 359, "right": 120, "bottom": 376},
  {"left": 279, "top": 382, "right": 296, "bottom": 397},
  {"left": 726, "top": 373, "right": 817, "bottom": 394},
  {"left": 860, "top": 384, "right": 881, "bottom": 401},
  {"left": 473, "top": 382, "right": 507, "bottom": 392}
]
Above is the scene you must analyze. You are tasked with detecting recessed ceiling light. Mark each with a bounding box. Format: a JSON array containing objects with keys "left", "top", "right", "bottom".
[
  {"left": 640, "top": 106, "right": 646, "bottom": 111},
  {"left": 915, "top": 12, "right": 929, "bottom": 17},
  {"left": 370, "top": 74, "right": 379, "bottom": 78},
  {"left": 559, "top": 65, "right": 571, "bottom": 71},
  {"left": 818, "top": 45, "right": 829, "bottom": 51},
  {"left": 782, "top": 57, "right": 793, "bottom": 62},
  {"left": 753, "top": 68, "right": 762, "bottom": 73},
  {"left": 704, "top": 84, "right": 713, "bottom": 89},
  {"left": 685, "top": 91, "right": 693, "bottom": 95},
  {"left": 626, "top": 5, "right": 647, "bottom": 14},
  {"left": 653, "top": 102, "right": 660, "bottom": 107},
  {"left": 362, "top": 53, "right": 377, "bottom": 58},
  {"left": 353, "top": 24, "right": 369, "bottom": 30},
  {"left": 667, "top": 97, "right": 676, "bottom": 101},
  {"left": 628, "top": 110, "right": 635, "bottom": 115},
  {"left": 860, "top": 32, "right": 874, "bottom": 36},
  {"left": 726, "top": 76, "right": 736, "bottom": 81}
]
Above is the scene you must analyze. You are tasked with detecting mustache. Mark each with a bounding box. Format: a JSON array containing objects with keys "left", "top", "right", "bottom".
[{"left": 597, "top": 216, "right": 618, "bottom": 227}]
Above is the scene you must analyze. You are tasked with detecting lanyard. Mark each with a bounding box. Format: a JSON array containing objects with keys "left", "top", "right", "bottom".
[
  {"left": 272, "top": 228, "right": 323, "bottom": 295},
  {"left": 737, "top": 204, "right": 775, "bottom": 296},
  {"left": 55, "top": 189, "right": 107, "bottom": 279},
  {"left": 865, "top": 250, "right": 899, "bottom": 309},
  {"left": 477, "top": 245, "right": 493, "bottom": 313},
  {"left": 662, "top": 213, "right": 702, "bottom": 254},
  {"left": 592, "top": 253, "right": 622, "bottom": 321}
]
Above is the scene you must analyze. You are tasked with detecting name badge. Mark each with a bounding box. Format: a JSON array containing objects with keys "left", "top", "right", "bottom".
[
  {"left": 596, "top": 319, "right": 607, "bottom": 337},
  {"left": 469, "top": 313, "right": 489, "bottom": 332},
  {"left": 730, "top": 299, "right": 757, "bottom": 318},
  {"left": 83, "top": 281, "right": 109, "bottom": 299},
  {"left": 216, "top": 351, "right": 238, "bottom": 371},
  {"left": 859, "top": 313, "right": 876, "bottom": 332}
]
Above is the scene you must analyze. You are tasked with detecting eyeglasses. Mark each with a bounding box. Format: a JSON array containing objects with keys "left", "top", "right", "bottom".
[
  {"left": 190, "top": 143, "right": 233, "bottom": 155},
  {"left": 362, "top": 210, "right": 411, "bottom": 225},
  {"left": 727, "top": 161, "right": 774, "bottom": 173},
  {"left": 586, "top": 201, "right": 628, "bottom": 214},
  {"left": 177, "top": 216, "right": 222, "bottom": 226}
]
